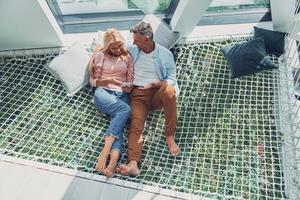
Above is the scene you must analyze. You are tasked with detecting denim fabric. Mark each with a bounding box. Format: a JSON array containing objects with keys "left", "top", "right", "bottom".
[{"left": 94, "top": 88, "right": 131, "bottom": 151}]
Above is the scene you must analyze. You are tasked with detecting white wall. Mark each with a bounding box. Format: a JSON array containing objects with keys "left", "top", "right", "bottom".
[
  {"left": 0, "top": 0, "right": 63, "bottom": 51},
  {"left": 270, "top": 0, "right": 296, "bottom": 32}
]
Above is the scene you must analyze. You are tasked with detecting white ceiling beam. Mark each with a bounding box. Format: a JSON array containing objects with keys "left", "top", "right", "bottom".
[{"left": 170, "top": 0, "right": 213, "bottom": 37}]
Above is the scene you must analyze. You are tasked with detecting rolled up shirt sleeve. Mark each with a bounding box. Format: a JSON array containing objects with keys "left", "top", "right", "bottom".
[{"left": 164, "top": 51, "right": 177, "bottom": 86}]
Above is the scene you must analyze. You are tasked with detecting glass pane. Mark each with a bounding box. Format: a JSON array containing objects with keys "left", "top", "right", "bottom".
[
  {"left": 207, "top": 0, "right": 270, "bottom": 13},
  {"left": 129, "top": 0, "right": 171, "bottom": 14},
  {"left": 56, "top": 0, "right": 171, "bottom": 15}
]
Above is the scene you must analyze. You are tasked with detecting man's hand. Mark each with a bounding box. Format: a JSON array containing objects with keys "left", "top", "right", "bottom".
[
  {"left": 139, "top": 81, "right": 166, "bottom": 90},
  {"left": 88, "top": 46, "right": 102, "bottom": 76}
]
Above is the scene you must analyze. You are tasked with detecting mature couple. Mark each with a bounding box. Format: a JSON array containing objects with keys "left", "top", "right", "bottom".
[{"left": 88, "top": 21, "right": 181, "bottom": 178}]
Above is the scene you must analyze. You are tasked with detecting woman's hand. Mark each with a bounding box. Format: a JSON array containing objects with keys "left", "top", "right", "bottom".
[
  {"left": 121, "top": 82, "right": 133, "bottom": 93},
  {"left": 110, "top": 78, "right": 122, "bottom": 86},
  {"left": 96, "top": 78, "right": 121, "bottom": 87}
]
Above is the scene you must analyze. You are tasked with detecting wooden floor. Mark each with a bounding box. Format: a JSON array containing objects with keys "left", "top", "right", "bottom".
[{"left": 0, "top": 155, "right": 206, "bottom": 200}]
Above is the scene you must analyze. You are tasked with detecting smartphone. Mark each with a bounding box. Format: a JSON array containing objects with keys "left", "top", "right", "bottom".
[{"left": 121, "top": 82, "right": 132, "bottom": 87}]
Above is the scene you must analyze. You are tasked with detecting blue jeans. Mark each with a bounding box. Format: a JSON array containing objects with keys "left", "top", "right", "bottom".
[{"left": 94, "top": 88, "right": 131, "bottom": 152}]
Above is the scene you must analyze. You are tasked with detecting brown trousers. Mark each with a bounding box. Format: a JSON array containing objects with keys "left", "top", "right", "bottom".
[{"left": 128, "top": 83, "right": 177, "bottom": 162}]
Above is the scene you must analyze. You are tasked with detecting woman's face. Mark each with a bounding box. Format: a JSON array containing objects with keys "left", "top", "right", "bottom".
[{"left": 109, "top": 41, "right": 124, "bottom": 56}]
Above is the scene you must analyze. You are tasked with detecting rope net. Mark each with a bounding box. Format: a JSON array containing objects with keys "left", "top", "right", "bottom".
[{"left": 0, "top": 35, "right": 296, "bottom": 199}]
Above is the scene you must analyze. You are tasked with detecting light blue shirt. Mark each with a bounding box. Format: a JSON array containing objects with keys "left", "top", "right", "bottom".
[{"left": 128, "top": 43, "right": 180, "bottom": 96}]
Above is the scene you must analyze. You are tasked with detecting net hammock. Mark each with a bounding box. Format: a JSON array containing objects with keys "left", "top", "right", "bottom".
[{"left": 0, "top": 34, "right": 299, "bottom": 199}]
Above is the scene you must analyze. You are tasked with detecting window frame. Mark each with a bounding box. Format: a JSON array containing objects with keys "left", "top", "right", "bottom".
[
  {"left": 46, "top": 0, "right": 177, "bottom": 33},
  {"left": 46, "top": 0, "right": 271, "bottom": 34}
]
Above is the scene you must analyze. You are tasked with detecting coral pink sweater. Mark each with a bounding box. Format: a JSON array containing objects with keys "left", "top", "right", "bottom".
[{"left": 90, "top": 52, "right": 134, "bottom": 91}]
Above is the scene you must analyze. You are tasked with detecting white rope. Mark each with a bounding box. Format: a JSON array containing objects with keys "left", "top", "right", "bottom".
[{"left": 0, "top": 34, "right": 298, "bottom": 199}]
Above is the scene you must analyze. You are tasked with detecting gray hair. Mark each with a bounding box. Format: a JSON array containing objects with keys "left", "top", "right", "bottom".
[{"left": 130, "top": 21, "right": 153, "bottom": 39}]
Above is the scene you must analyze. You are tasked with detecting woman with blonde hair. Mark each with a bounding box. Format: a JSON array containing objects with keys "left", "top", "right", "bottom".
[{"left": 88, "top": 28, "right": 133, "bottom": 177}]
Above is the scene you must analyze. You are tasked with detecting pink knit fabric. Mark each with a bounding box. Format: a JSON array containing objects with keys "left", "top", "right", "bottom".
[{"left": 90, "top": 52, "right": 133, "bottom": 91}]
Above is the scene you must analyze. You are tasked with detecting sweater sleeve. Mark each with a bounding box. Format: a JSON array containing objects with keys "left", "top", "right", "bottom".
[{"left": 90, "top": 52, "right": 104, "bottom": 87}]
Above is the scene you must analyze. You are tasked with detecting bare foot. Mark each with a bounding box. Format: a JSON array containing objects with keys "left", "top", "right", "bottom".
[
  {"left": 95, "top": 136, "right": 116, "bottom": 172},
  {"left": 118, "top": 161, "right": 140, "bottom": 176},
  {"left": 95, "top": 149, "right": 109, "bottom": 172},
  {"left": 103, "top": 168, "right": 115, "bottom": 178},
  {"left": 103, "top": 151, "right": 120, "bottom": 178},
  {"left": 166, "top": 136, "right": 181, "bottom": 156}
]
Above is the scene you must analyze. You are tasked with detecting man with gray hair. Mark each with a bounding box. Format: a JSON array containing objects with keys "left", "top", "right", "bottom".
[{"left": 118, "top": 21, "right": 181, "bottom": 176}]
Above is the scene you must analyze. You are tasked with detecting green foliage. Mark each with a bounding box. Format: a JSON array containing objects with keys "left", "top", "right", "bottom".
[
  {"left": 127, "top": 0, "right": 171, "bottom": 13},
  {"left": 0, "top": 38, "right": 285, "bottom": 200}
]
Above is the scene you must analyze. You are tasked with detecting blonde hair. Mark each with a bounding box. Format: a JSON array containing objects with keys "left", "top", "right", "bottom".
[{"left": 102, "top": 28, "right": 128, "bottom": 60}]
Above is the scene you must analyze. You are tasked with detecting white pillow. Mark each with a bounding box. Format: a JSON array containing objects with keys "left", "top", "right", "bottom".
[
  {"left": 143, "top": 14, "right": 180, "bottom": 49},
  {"left": 46, "top": 44, "right": 90, "bottom": 97}
]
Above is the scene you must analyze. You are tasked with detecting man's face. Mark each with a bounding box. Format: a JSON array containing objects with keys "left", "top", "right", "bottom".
[{"left": 132, "top": 32, "right": 148, "bottom": 51}]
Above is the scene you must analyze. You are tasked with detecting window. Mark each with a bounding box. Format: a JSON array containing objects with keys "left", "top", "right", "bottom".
[
  {"left": 47, "top": 0, "right": 272, "bottom": 33},
  {"left": 46, "top": 0, "right": 174, "bottom": 33},
  {"left": 207, "top": 0, "right": 270, "bottom": 13},
  {"left": 199, "top": 0, "right": 271, "bottom": 26}
]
